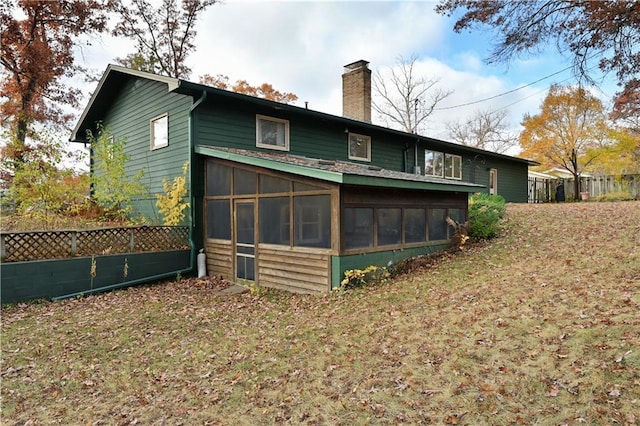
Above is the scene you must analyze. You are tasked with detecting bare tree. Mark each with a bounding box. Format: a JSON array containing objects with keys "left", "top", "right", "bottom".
[
  {"left": 372, "top": 55, "right": 453, "bottom": 134},
  {"left": 112, "top": 0, "right": 218, "bottom": 79},
  {"left": 445, "top": 109, "right": 517, "bottom": 154}
]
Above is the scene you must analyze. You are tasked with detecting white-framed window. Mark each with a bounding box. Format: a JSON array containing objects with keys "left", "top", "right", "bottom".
[
  {"left": 425, "top": 150, "right": 444, "bottom": 177},
  {"left": 489, "top": 168, "right": 498, "bottom": 194},
  {"left": 348, "top": 133, "right": 371, "bottom": 162},
  {"left": 445, "top": 154, "right": 462, "bottom": 180},
  {"left": 256, "top": 115, "right": 289, "bottom": 151},
  {"left": 150, "top": 113, "right": 168, "bottom": 150}
]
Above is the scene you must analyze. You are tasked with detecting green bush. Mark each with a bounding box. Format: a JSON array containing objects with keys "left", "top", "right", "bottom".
[
  {"left": 591, "top": 191, "right": 635, "bottom": 202},
  {"left": 468, "top": 193, "right": 506, "bottom": 239}
]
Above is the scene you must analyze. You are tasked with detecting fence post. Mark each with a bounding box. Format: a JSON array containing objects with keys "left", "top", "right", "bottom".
[
  {"left": 130, "top": 229, "right": 135, "bottom": 252},
  {"left": 71, "top": 232, "right": 77, "bottom": 256},
  {"left": 1, "top": 234, "right": 5, "bottom": 260}
]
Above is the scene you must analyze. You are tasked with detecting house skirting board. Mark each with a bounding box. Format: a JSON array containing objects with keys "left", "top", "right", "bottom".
[{"left": 331, "top": 243, "right": 450, "bottom": 290}]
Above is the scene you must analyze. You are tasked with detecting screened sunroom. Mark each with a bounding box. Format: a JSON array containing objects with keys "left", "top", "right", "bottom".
[{"left": 197, "top": 147, "right": 481, "bottom": 293}]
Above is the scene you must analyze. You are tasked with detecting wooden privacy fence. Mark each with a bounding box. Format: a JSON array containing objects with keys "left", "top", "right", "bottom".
[
  {"left": 1, "top": 226, "right": 190, "bottom": 262},
  {"left": 581, "top": 174, "right": 640, "bottom": 198},
  {"left": 528, "top": 174, "right": 640, "bottom": 203}
]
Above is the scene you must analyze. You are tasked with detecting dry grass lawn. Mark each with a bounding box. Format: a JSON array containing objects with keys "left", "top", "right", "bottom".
[{"left": 2, "top": 202, "right": 639, "bottom": 425}]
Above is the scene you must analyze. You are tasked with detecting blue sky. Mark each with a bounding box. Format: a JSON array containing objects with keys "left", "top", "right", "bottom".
[{"left": 76, "top": 0, "right": 617, "bottom": 144}]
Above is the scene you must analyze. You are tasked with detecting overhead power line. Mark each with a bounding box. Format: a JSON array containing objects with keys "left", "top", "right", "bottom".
[
  {"left": 434, "top": 65, "right": 574, "bottom": 111},
  {"left": 492, "top": 62, "right": 606, "bottom": 113}
]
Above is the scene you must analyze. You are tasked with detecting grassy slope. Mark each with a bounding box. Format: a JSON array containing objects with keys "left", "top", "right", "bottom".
[{"left": 2, "top": 202, "right": 639, "bottom": 425}]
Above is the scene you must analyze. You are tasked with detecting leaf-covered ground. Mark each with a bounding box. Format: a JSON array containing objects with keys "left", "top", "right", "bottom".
[{"left": 2, "top": 202, "right": 639, "bottom": 425}]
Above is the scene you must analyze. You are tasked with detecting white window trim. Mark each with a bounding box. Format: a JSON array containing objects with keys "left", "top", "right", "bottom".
[
  {"left": 425, "top": 150, "right": 444, "bottom": 178},
  {"left": 348, "top": 132, "right": 371, "bottom": 162},
  {"left": 445, "top": 154, "right": 463, "bottom": 180},
  {"left": 150, "top": 113, "right": 169, "bottom": 150},
  {"left": 256, "top": 115, "right": 290, "bottom": 151},
  {"left": 489, "top": 168, "right": 498, "bottom": 194}
]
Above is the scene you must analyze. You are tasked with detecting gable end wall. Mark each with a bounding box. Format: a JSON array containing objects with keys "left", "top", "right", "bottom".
[{"left": 97, "top": 78, "right": 193, "bottom": 221}]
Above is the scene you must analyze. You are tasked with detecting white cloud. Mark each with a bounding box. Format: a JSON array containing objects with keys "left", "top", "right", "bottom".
[
  {"left": 452, "top": 51, "right": 484, "bottom": 73},
  {"left": 69, "top": 0, "right": 586, "bottom": 153},
  {"left": 190, "top": 1, "right": 447, "bottom": 114}
]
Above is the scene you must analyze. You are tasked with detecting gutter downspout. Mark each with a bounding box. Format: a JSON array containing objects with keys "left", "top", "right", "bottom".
[
  {"left": 413, "top": 139, "right": 420, "bottom": 174},
  {"left": 54, "top": 90, "right": 209, "bottom": 301},
  {"left": 186, "top": 89, "right": 208, "bottom": 273},
  {"left": 402, "top": 143, "right": 410, "bottom": 173}
]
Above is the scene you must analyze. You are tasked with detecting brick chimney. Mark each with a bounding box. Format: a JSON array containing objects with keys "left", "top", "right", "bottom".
[{"left": 342, "top": 60, "right": 371, "bottom": 122}]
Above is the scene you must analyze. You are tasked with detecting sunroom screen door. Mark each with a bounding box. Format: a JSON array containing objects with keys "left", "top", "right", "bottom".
[{"left": 235, "top": 201, "right": 255, "bottom": 282}]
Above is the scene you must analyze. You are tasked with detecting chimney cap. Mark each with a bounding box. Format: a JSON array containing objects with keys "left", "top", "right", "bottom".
[{"left": 343, "top": 60, "right": 370, "bottom": 73}]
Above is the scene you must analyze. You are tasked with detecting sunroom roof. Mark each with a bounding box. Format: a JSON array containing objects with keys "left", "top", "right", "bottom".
[{"left": 195, "top": 146, "right": 484, "bottom": 193}]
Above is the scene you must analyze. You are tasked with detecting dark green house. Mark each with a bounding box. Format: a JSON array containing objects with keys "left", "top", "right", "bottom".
[{"left": 72, "top": 61, "right": 531, "bottom": 293}]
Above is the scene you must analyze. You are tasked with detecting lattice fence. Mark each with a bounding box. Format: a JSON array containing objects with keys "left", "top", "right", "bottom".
[{"left": 0, "top": 226, "right": 190, "bottom": 262}]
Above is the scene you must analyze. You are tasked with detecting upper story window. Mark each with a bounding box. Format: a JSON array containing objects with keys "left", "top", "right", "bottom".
[
  {"left": 425, "top": 150, "right": 443, "bottom": 177},
  {"left": 256, "top": 115, "right": 289, "bottom": 151},
  {"left": 426, "top": 150, "right": 462, "bottom": 180},
  {"left": 150, "top": 113, "right": 168, "bottom": 150},
  {"left": 445, "top": 154, "right": 462, "bottom": 180},
  {"left": 348, "top": 133, "right": 371, "bottom": 162}
]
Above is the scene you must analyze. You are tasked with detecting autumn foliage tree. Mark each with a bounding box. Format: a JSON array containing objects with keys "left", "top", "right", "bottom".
[
  {"left": 7, "top": 130, "right": 89, "bottom": 228},
  {"left": 0, "top": 0, "right": 109, "bottom": 170},
  {"left": 112, "top": 0, "right": 218, "bottom": 79},
  {"left": 435, "top": 1, "right": 640, "bottom": 121},
  {"left": 585, "top": 128, "right": 640, "bottom": 176},
  {"left": 88, "top": 124, "right": 147, "bottom": 220},
  {"left": 519, "top": 85, "right": 610, "bottom": 200},
  {"left": 199, "top": 74, "right": 298, "bottom": 104}
]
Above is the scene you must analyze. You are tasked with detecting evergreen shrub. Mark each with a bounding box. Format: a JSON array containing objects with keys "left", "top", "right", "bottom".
[{"left": 468, "top": 193, "right": 506, "bottom": 239}]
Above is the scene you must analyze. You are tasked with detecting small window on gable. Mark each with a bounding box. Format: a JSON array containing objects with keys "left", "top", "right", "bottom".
[
  {"left": 150, "top": 113, "right": 168, "bottom": 150},
  {"left": 256, "top": 115, "right": 289, "bottom": 151},
  {"left": 348, "top": 133, "right": 371, "bottom": 162}
]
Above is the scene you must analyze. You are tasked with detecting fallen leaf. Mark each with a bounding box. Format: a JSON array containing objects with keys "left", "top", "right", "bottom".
[{"left": 615, "top": 350, "right": 632, "bottom": 363}]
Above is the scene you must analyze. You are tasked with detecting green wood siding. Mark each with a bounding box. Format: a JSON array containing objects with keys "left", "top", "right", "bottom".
[
  {"left": 470, "top": 158, "right": 529, "bottom": 203},
  {"left": 194, "top": 100, "right": 405, "bottom": 171},
  {"left": 415, "top": 144, "right": 529, "bottom": 203},
  {"left": 93, "top": 78, "right": 193, "bottom": 221},
  {"left": 193, "top": 98, "right": 529, "bottom": 203}
]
